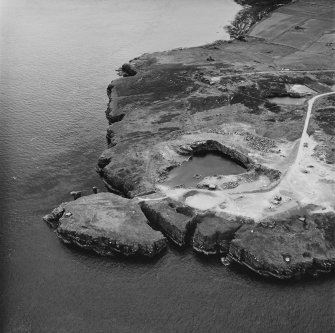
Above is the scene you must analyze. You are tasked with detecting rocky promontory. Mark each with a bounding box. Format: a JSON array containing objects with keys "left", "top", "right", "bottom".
[
  {"left": 229, "top": 211, "right": 335, "bottom": 279},
  {"left": 44, "top": 0, "right": 335, "bottom": 279},
  {"left": 43, "top": 193, "right": 167, "bottom": 257}
]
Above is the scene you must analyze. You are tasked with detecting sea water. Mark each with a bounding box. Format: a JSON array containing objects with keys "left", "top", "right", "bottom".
[{"left": 1, "top": 0, "right": 334, "bottom": 332}]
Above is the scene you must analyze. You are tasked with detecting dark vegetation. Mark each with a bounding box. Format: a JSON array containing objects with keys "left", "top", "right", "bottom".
[
  {"left": 121, "top": 63, "right": 137, "bottom": 77},
  {"left": 315, "top": 107, "right": 335, "bottom": 135},
  {"left": 264, "top": 101, "right": 281, "bottom": 113},
  {"left": 153, "top": 113, "right": 180, "bottom": 124},
  {"left": 313, "top": 72, "right": 335, "bottom": 86},
  {"left": 230, "top": 84, "right": 264, "bottom": 113},
  {"left": 117, "top": 66, "right": 198, "bottom": 100},
  {"left": 188, "top": 74, "right": 318, "bottom": 115},
  {"left": 188, "top": 95, "right": 229, "bottom": 114},
  {"left": 229, "top": 75, "right": 316, "bottom": 113},
  {"left": 226, "top": 0, "right": 292, "bottom": 39}
]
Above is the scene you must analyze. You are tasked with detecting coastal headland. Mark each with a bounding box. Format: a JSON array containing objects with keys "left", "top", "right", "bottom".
[{"left": 44, "top": 0, "right": 335, "bottom": 279}]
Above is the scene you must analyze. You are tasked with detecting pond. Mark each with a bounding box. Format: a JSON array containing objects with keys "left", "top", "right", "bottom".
[
  {"left": 268, "top": 96, "right": 307, "bottom": 105},
  {"left": 165, "top": 152, "right": 246, "bottom": 188}
]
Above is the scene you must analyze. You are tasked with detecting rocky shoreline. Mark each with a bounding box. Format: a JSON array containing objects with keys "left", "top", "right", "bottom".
[
  {"left": 44, "top": 193, "right": 335, "bottom": 279},
  {"left": 44, "top": 0, "right": 335, "bottom": 280},
  {"left": 43, "top": 193, "right": 167, "bottom": 258}
]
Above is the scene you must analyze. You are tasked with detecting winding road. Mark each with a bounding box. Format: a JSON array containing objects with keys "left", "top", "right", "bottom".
[{"left": 295, "top": 91, "right": 335, "bottom": 165}]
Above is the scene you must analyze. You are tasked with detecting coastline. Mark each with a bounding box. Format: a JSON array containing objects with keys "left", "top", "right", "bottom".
[{"left": 45, "top": 0, "right": 335, "bottom": 280}]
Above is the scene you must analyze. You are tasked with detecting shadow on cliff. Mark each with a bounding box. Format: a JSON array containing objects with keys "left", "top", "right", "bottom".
[
  {"left": 56, "top": 239, "right": 168, "bottom": 267},
  {"left": 227, "top": 261, "right": 335, "bottom": 286}
]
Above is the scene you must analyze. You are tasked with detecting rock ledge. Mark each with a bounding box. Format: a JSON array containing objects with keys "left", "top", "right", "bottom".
[{"left": 43, "top": 193, "right": 167, "bottom": 258}]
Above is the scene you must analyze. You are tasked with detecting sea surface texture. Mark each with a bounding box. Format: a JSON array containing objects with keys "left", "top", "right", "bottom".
[{"left": 0, "top": 0, "right": 334, "bottom": 332}]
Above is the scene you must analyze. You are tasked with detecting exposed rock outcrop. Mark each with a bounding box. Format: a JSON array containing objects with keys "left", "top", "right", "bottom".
[
  {"left": 228, "top": 212, "right": 335, "bottom": 279},
  {"left": 140, "top": 198, "right": 196, "bottom": 247},
  {"left": 192, "top": 213, "right": 245, "bottom": 255},
  {"left": 43, "top": 193, "right": 167, "bottom": 258},
  {"left": 120, "top": 63, "right": 137, "bottom": 77},
  {"left": 43, "top": 204, "right": 66, "bottom": 228}
]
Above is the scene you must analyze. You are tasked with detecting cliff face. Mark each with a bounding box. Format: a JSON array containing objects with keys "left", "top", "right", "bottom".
[{"left": 140, "top": 198, "right": 197, "bottom": 247}]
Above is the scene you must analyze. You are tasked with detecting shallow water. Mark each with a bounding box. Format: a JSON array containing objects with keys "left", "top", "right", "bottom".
[
  {"left": 268, "top": 96, "right": 306, "bottom": 105},
  {"left": 1, "top": 0, "right": 335, "bottom": 332},
  {"left": 166, "top": 152, "right": 246, "bottom": 188}
]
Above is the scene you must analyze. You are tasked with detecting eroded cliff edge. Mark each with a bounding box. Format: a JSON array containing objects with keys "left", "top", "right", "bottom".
[{"left": 45, "top": 0, "right": 335, "bottom": 279}]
